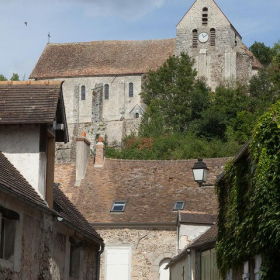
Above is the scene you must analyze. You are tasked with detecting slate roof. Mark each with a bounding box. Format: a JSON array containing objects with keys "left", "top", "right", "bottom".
[
  {"left": 0, "top": 152, "right": 103, "bottom": 245},
  {"left": 166, "top": 224, "right": 218, "bottom": 268},
  {"left": 55, "top": 157, "right": 229, "bottom": 227},
  {"left": 30, "top": 39, "right": 176, "bottom": 79},
  {"left": 179, "top": 211, "right": 216, "bottom": 225}
]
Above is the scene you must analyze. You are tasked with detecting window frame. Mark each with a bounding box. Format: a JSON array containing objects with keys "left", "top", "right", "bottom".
[
  {"left": 128, "top": 82, "right": 134, "bottom": 98},
  {"left": 81, "top": 85, "right": 86, "bottom": 100},
  {"left": 111, "top": 201, "right": 126, "bottom": 213},
  {"left": 104, "top": 84, "right": 109, "bottom": 100},
  {"left": 173, "top": 201, "right": 185, "bottom": 211}
]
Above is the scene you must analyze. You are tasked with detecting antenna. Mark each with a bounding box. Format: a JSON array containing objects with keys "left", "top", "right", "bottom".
[{"left": 48, "top": 32, "right": 51, "bottom": 44}]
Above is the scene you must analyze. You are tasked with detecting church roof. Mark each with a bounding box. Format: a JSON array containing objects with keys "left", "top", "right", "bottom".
[
  {"left": 54, "top": 157, "right": 229, "bottom": 228},
  {"left": 30, "top": 39, "right": 176, "bottom": 79}
]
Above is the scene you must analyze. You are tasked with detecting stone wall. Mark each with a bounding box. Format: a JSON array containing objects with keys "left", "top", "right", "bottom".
[
  {"left": 97, "top": 228, "right": 177, "bottom": 280},
  {"left": 0, "top": 190, "right": 99, "bottom": 280}
]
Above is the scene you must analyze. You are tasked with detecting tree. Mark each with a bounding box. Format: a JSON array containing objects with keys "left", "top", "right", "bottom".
[
  {"left": 249, "top": 41, "right": 275, "bottom": 66},
  {"left": 0, "top": 75, "right": 7, "bottom": 81},
  {"left": 0, "top": 73, "right": 20, "bottom": 81},
  {"left": 140, "top": 53, "right": 211, "bottom": 135}
]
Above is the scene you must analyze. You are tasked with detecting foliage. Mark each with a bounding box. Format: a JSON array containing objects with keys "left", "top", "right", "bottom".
[
  {"left": 0, "top": 75, "right": 7, "bottom": 81},
  {"left": 0, "top": 73, "right": 20, "bottom": 81},
  {"left": 249, "top": 41, "right": 275, "bottom": 66},
  {"left": 140, "top": 53, "right": 211, "bottom": 134},
  {"left": 216, "top": 100, "right": 280, "bottom": 279}
]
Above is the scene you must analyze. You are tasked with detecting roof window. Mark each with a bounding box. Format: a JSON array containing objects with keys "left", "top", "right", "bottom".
[
  {"left": 174, "top": 201, "right": 185, "bottom": 211},
  {"left": 111, "top": 201, "right": 126, "bottom": 212}
]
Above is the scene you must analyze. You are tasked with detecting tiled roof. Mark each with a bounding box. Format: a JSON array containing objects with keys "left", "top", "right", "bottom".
[
  {"left": 0, "top": 81, "right": 63, "bottom": 125},
  {"left": 53, "top": 184, "right": 103, "bottom": 245},
  {"left": 179, "top": 211, "right": 216, "bottom": 225},
  {"left": 166, "top": 224, "right": 218, "bottom": 268},
  {"left": 0, "top": 152, "right": 47, "bottom": 208},
  {"left": 30, "top": 39, "right": 176, "bottom": 79},
  {"left": 55, "top": 157, "right": 229, "bottom": 226}
]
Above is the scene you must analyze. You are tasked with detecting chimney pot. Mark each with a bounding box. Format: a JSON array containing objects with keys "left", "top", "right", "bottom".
[{"left": 81, "top": 131, "right": 86, "bottom": 137}]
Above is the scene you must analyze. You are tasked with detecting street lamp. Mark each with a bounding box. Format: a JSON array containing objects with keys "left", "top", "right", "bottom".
[{"left": 192, "top": 159, "right": 209, "bottom": 187}]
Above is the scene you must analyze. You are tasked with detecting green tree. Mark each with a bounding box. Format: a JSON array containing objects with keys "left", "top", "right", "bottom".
[
  {"left": 140, "top": 53, "right": 211, "bottom": 135},
  {"left": 0, "top": 75, "right": 7, "bottom": 81},
  {"left": 249, "top": 41, "right": 275, "bottom": 66},
  {"left": 10, "top": 73, "right": 19, "bottom": 81}
]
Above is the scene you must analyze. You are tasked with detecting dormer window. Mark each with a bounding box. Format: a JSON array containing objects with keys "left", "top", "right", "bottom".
[
  {"left": 81, "top": 85, "right": 86, "bottom": 100},
  {"left": 202, "top": 7, "right": 208, "bottom": 25},
  {"left": 192, "top": 29, "right": 198, "bottom": 48},
  {"left": 174, "top": 201, "right": 185, "bottom": 211},
  {"left": 210, "top": 28, "right": 216, "bottom": 46},
  {"left": 111, "top": 201, "right": 126, "bottom": 212}
]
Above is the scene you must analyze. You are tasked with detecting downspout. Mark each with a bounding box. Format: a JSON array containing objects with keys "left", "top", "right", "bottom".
[
  {"left": 187, "top": 248, "right": 191, "bottom": 280},
  {"left": 96, "top": 243, "right": 105, "bottom": 280}
]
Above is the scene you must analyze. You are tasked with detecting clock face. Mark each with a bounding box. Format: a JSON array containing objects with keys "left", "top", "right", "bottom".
[{"left": 199, "top": 32, "right": 209, "bottom": 43}]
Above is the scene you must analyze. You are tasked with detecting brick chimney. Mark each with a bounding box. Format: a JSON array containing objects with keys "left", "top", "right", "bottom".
[
  {"left": 94, "top": 136, "right": 105, "bottom": 168},
  {"left": 75, "top": 132, "right": 90, "bottom": 186}
]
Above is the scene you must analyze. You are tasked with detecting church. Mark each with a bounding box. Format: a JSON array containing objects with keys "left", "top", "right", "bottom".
[{"left": 30, "top": 0, "right": 261, "bottom": 160}]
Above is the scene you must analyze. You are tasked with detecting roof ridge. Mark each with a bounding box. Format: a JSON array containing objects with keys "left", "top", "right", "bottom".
[{"left": 0, "top": 80, "right": 62, "bottom": 86}]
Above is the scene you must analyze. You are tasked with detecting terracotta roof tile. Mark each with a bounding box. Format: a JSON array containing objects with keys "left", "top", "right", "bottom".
[
  {"left": 53, "top": 185, "right": 103, "bottom": 245},
  {"left": 0, "top": 152, "right": 47, "bottom": 208},
  {"left": 30, "top": 39, "right": 176, "bottom": 79},
  {"left": 55, "top": 157, "right": 229, "bottom": 226},
  {"left": 0, "top": 81, "right": 63, "bottom": 124}
]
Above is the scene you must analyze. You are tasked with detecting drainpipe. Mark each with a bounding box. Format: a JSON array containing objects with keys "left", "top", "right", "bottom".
[
  {"left": 187, "top": 248, "right": 191, "bottom": 280},
  {"left": 96, "top": 243, "right": 105, "bottom": 280}
]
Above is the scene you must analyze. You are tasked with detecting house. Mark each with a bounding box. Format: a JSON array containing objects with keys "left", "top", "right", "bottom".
[
  {"left": 54, "top": 136, "right": 229, "bottom": 280},
  {"left": 29, "top": 0, "right": 261, "bottom": 156},
  {"left": 167, "top": 224, "right": 220, "bottom": 280},
  {"left": 0, "top": 81, "right": 104, "bottom": 279}
]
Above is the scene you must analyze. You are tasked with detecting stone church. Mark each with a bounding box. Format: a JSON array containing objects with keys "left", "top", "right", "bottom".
[{"left": 30, "top": 0, "right": 261, "bottom": 160}]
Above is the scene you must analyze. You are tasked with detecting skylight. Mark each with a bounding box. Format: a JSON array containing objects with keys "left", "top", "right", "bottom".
[
  {"left": 111, "top": 201, "right": 126, "bottom": 212},
  {"left": 174, "top": 201, "right": 185, "bottom": 211}
]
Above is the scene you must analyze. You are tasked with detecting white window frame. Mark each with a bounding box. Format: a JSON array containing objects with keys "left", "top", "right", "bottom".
[
  {"left": 111, "top": 201, "right": 126, "bottom": 212},
  {"left": 173, "top": 201, "right": 185, "bottom": 211}
]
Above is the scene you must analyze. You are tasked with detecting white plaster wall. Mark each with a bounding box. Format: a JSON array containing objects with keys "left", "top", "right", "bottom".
[
  {"left": 0, "top": 125, "right": 46, "bottom": 198},
  {"left": 179, "top": 224, "right": 211, "bottom": 250}
]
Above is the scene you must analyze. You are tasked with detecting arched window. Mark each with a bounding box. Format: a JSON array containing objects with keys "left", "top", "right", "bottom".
[
  {"left": 192, "top": 29, "right": 198, "bottom": 48},
  {"left": 202, "top": 7, "right": 208, "bottom": 25},
  {"left": 104, "top": 84, "right": 109, "bottom": 100},
  {"left": 210, "top": 28, "right": 216, "bottom": 46},
  {"left": 81, "top": 85, "right": 86, "bottom": 100},
  {"left": 129, "top": 82, "right": 134, "bottom": 97},
  {"left": 159, "top": 258, "right": 171, "bottom": 280}
]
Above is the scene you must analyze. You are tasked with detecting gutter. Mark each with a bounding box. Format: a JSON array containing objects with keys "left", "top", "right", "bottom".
[
  {"left": 90, "top": 222, "right": 177, "bottom": 229},
  {"left": 96, "top": 243, "right": 105, "bottom": 280}
]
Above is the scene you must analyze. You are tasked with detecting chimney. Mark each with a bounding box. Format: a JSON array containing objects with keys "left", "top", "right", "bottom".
[
  {"left": 94, "top": 136, "right": 105, "bottom": 168},
  {"left": 75, "top": 132, "right": 90, "bottom": 186}
]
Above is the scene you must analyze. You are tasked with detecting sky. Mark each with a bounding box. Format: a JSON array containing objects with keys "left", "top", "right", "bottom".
[{"left": 0, "top": 0, "right": 279, "bottom": 80}]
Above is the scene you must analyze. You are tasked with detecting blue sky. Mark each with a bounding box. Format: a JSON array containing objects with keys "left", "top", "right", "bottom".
[{"left": 0, "top": 0, "right": 279, "bottom": 80}]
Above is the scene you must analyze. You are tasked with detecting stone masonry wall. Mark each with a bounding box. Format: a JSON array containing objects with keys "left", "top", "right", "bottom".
[{"left": 97, "top": 228, "right": 177, "bottom": 280}]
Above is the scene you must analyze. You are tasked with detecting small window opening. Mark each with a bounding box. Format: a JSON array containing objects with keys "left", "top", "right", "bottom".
[
  {"left": 202, "top": 8, "right": 208, "bottom": 25},
  {"left": 235, "top": 33, "right": 238, "bottom": 46},
  {"left": 174, "top": 202, "right": 185, "bottom": 211},
  {"left": 135, "top": 113, "right": 139, "bottom": 119},
  {"left": 0, "top": 213, "right": 16, "bottom": 261},
  {"left": 111, "top": 201, "right": 126, "bottom": 212},
  {"left": 69, "top": 243, "right": 81, "bottom": 278},
  {"left": 104, "top": 84, "right": 109, "bottom": 100},
  {"left": 129, "top": 82, "right": 134, "bottom": 97},
  {"left": 210, "top": 28, "right": 216, "bottom": 46},
  {"left": 81, "top": 85, "right": 86, "bottom": 100},
  {"left": 192, "top": 29, "right": 198, "bottom": 48}
]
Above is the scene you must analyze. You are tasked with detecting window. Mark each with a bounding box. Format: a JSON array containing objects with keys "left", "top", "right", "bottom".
[
  {"left": 192, "top": 29, "right": 198, "bottom": 48},
  {"left": 104, "top": 84, "right": 109, "bottom": 100},
  {"left": 173, "top": 201, "right": 185, "bottom": 211},
  {"left": 111, "top": 201, "right": 126, "bottom": 212},
  {"left": 210, "top": 28, "right": 216, "bottom": 46},
  {"left": 0, "top": 207, "right": 19, "bottom": 262},
  {"left": 202, "top": 7, "right": 208, "bottom": 25},
  {"left": 135, "top": 113, "right": 139, "bottom": 119},
  {"left": 69, "top": 237, "right": 81, "bottom": 278},
  {"left": 81, "top": 85, "right": 86, "bottom": 100},
  {"left": 129, "top": 83, "right": 133, "bottom": 97}
]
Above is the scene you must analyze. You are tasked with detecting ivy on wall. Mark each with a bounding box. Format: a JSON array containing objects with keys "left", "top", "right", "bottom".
[{"left": 216, "top": 100, "right": 280, "bottom": 279}]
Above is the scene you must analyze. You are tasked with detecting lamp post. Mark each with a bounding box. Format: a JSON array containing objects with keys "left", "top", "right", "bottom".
[{"left": 192, "top": 159, "right": 209, "bottom": 187}]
